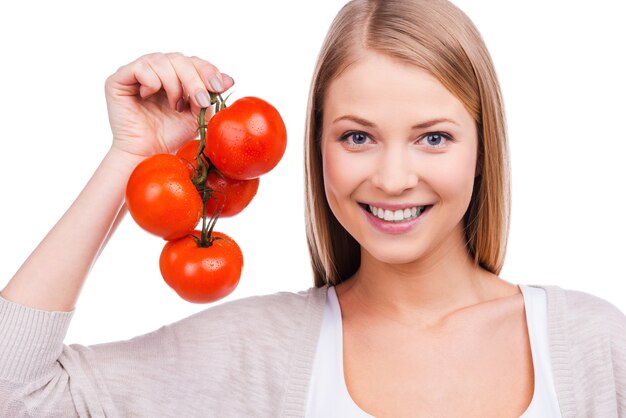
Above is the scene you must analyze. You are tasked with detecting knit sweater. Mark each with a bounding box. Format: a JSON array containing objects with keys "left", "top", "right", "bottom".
[{"left": 1, "top": 284, "right": 625, "bottom": 418}]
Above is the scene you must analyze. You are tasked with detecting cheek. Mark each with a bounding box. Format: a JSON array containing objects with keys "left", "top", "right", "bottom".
[
  {"left": 322, "top": 145, "right": 357, "bottom": 201},
  {"left": 429, "top": 149, "right": 477, "bottom": 208}
]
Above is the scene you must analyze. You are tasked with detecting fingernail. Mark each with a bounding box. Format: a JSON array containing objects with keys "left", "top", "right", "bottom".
[
  {"left": 195, "top": 90, "right": 211, "bottom": 108},
  {"left": 209, "top": 75, "right": 224, "bottom": 92},
  {"left": 176, "top": 98, "right": 185, "bottom": 112}
]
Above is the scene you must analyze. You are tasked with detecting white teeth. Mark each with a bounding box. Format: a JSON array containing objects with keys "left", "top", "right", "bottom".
[{"left": 367, "top": 204, "right": 429, "bottom": 222}]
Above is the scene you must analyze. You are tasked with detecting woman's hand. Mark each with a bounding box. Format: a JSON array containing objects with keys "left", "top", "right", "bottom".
[{"left": 105, "top": 52, "right": 235, "bottom": 158}]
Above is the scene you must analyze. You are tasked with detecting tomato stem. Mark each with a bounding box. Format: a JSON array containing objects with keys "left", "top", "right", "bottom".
[
  {"left": 199, "top": 187, "right": 210, "bottom": 246},
  {"left": 209, "top": 92, "right": 227, "bottom": 110},
  {"left": 206, "top": 203, "right": 224, "bottom": 244},
  {"left": 192, "top": 108, "right": 210, "bottom": 188},
  {"left": 194, "top": 93, "right": 229, "bottom": 248},
  {"left": 197, "top": 191, "right": 224, "bottom": 247}
]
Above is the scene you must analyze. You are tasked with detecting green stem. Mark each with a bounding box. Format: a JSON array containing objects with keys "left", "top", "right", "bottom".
[
  {"left": 206, "top": 203, "right": 224, "bottom": 243},
  {"left": 200, "top": 187, "right": 210, "bottom": 246},
  {"left": 193, "top": 108, "right": 209, "bottom": 187},
  {"left": 192, "top": 94, "right": 229, "bottom": 247}
]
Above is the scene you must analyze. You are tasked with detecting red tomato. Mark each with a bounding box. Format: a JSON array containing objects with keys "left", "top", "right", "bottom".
[
  {"left": 159, "top": 230, "right": 243, "bottom": 303},
  {"left": 126, "top": 154, "right": 202, "bottom": 240},
  {"left": 176, "top": 140, "right": 260, "bottom": 217},
  {"left": 175, "top": 140, "right": 206, "bottom": 172},
  {"left": 206, "top": 96, "right": 287, "bottom": 180}
]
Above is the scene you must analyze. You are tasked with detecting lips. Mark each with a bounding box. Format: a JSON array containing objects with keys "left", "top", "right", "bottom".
[{"left": 358, "top": 202, "right": 433, "bottom": 234}]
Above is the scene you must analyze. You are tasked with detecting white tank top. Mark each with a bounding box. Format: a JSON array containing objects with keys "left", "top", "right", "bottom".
[{"left": 305, "top": 284, "right": 562, "bottom": 417}]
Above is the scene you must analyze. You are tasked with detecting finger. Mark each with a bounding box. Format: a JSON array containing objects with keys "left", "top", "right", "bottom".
[
  {"left": 220, "top": 73, "right": 236, "bottom": 92},
  {"left": 106, "top": 57, "right": 162, "bottom": 99},
  {"left": 144, "top": 52, "right": 184, "bottom": 110},
  {"left": 190, "top": 56, "right": 234, "bottom": 93},
  {"left": 175, "top": 94, "right": 188, "bottom": 112},
  {"left": 169, "top": 53, "right": 213, "bottom": 109}
]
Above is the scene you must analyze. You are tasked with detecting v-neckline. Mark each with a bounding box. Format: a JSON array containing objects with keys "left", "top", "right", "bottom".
[{"left": 327, "top": 284, "right": 539, "bottom": 417}]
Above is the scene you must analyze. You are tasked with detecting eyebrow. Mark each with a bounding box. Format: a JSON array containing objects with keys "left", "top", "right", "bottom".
[{"left": 332, "top": 115, "right": 459, "bottom": 129}]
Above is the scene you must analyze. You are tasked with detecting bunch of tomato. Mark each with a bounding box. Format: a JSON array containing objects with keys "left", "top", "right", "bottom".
[{"left": 125, "top": 93, "right": 287, "bottom": 303}]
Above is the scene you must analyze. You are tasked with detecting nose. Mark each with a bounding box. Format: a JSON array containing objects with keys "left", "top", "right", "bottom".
[{"left": 370, "top": 145, "right": 419, "bottom": 195}]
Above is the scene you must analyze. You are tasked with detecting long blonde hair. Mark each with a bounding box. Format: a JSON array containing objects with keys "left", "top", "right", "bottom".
[{"left": 304, "top": 0, "right": 510, "bottom": 287}]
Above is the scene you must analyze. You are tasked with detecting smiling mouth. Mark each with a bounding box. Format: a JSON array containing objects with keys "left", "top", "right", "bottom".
[{"left": 359, "top": 203, "right": 433, "bottom": 222}]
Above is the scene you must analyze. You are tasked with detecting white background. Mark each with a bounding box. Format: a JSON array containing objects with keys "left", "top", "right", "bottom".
[{"left": 0, "top": 1, "right": 624, "bottom": 345}]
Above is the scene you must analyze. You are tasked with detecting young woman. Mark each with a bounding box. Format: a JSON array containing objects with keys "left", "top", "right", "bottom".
[{"left": 1, "top": 0, "right": 624, "bottom": 417}]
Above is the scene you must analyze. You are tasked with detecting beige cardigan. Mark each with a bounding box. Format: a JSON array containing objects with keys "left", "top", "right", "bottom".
[{"left": 1, "top": 284, "right": 625, "bottom": 417}]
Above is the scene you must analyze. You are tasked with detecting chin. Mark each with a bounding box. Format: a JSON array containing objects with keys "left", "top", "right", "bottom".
[{"left": 362, "top": 244, "right": 429, "bottom": 266}]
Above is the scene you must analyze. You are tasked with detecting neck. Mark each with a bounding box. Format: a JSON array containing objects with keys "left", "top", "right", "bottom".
[{"left": 336, "top": 227, "right": 513, "bottom": 328}]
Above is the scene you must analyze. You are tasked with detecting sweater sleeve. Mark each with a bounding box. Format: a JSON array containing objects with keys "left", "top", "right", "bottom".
[
  {"left": 0, "top": 295, "right": 76, "bottom": 416},
  {"left": 0, "top": 287, "right": 322, "bottom": 418},
  {"left": 607, "top": 297, "right": 626, "bottom": 416},
  {"left": 556, "top": 288, "right": 626, "bottom": 418},
  {"left": 0, "top": 293, "right": 238, "bottom": 418}
]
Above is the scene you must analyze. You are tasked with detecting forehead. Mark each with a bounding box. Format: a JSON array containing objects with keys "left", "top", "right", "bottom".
[{"left": 323, "top": 51, "right": 470, "bottom": 126}]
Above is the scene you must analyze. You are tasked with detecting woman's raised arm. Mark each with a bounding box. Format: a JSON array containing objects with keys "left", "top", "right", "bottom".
[{"left": 0, "top": 53, "right": 234, "bottom": 312}]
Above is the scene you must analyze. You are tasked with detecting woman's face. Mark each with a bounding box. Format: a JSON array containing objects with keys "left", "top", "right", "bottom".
[{"left": 321, "top": 51, "right": 479, "bottom": 266}]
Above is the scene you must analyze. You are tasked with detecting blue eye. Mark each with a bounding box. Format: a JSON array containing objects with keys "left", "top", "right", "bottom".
[
  {"left": 339, "top": 131, "right": 370, "bottom": 147},
  {"left": 422, "top": 132, "right": 451, "bottom": 148},
  {"left": 351, "top": 132, "right": 368, "bottom": 144}
]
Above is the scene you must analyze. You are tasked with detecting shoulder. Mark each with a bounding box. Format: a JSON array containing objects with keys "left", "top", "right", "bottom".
[
  {"left": 538, "top": 284, "right": 624, "bottom": 320},
  {"left": 211, "top": 284, "right": 327, "bottom": 322},
  {"left": 528, "top": 285, "right": 626, "bottom": 409},
  {"left": 529, "top": 284, "right": 626, "bottom": 347},
  {"left": 167, "top": 285, "right": 329, "bottom": 342}
]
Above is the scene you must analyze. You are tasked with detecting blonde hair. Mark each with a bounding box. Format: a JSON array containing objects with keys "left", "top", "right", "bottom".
[{"left": 304, "top": 0, "right": 511, "bottom": 287}]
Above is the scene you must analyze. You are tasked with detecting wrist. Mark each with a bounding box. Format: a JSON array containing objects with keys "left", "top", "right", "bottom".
[{"left": 106, "top": 145, "right": 148, "bottom": 173}]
